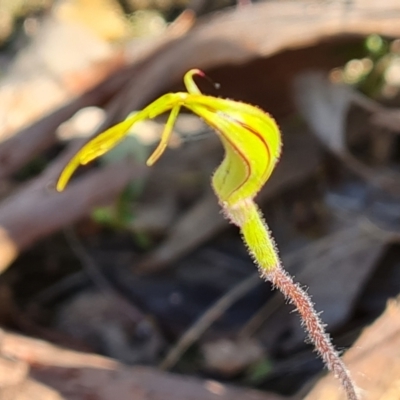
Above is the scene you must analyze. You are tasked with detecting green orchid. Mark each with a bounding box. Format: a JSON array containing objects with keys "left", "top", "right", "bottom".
[{"left": 57, "top": 69, "right": 358, "bottom": 400}]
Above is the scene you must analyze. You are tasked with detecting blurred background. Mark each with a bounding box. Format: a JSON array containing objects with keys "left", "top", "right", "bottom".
[{"left": 1, "top": 1, "right": 400, "bottom": 399}]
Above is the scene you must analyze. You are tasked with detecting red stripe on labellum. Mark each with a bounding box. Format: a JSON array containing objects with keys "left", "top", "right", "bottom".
[
  {"left": 237, "top": 120, "right": 271, "bottom": 179},
  {"left": 184, "top": 103, "right": 252, "bottom": 199},
  {"left": 205, "top": 119, "right": 252, "bottom": 200},
  {"left": 186, "top": 103, "right": 272, "bottom": 201},
  {"left": 218, "top": 112, "right": 271, "bottom": 181}
]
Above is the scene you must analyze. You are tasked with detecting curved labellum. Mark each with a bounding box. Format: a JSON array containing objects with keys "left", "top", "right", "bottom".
[{"left": 183, "top": 96, "right": 281, "bottom": 206}]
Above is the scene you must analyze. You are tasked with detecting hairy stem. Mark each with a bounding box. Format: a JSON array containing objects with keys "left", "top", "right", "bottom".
[
  {"left": 264, "top": 267, "right": 358, "bottom": 400},
  {"left": 226, "top": 200, "right": 359, "bottom": 400}
]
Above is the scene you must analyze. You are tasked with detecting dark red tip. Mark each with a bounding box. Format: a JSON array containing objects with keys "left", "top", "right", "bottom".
[{"left": 195, "top": 70, "right": 220, "bottom": 90}]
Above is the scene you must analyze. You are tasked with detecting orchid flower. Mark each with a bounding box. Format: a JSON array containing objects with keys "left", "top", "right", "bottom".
[{"left": 57, "top": 69, "right": 358, "bottom": 400}]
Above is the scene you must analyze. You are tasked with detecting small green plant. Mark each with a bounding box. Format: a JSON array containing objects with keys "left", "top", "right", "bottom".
[{"left": 57, "top": 69, "right": 359, "bottom": 400}]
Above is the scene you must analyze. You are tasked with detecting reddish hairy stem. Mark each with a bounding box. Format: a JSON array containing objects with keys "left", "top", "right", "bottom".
[
  {"left": 263, "top": 266, "right": 359, "bottom": 400},
  {"left": 227, "top": 201, "right": 358, "bottom": 399}
]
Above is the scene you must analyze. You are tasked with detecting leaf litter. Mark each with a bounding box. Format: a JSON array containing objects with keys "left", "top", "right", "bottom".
[{"left": 1, "top": 1, "right": 400, "bottom": 399}]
